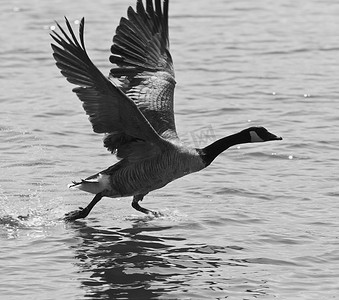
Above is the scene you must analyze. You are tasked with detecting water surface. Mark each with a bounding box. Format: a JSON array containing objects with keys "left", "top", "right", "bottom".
[{"left": 1, "top": 0, "right": 339, "bottom": 299}]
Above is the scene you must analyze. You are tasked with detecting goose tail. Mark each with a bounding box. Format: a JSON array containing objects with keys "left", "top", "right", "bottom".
[{"left": 68, "top": 173, "right": 110, "bottom": 195}]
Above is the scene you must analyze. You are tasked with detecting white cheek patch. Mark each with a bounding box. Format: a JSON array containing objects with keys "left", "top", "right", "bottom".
[{"left": 250, "top": 131, "right": 264, "bottom": 142}]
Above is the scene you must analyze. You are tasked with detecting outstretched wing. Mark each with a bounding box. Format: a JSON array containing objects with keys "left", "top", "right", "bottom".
[
  {"left": 50, "top": 17, "right": 164, "bottom": 156},
  {"left": 110, "top": 0, "right": 178, "bottom": 140}
]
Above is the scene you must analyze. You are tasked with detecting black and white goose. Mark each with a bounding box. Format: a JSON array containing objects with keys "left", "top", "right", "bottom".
[{"left": 51, "top": 0, "right": 282, "bottom": 221}]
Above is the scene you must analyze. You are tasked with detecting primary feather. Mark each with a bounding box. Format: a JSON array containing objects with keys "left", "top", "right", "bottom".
[{"left": 109, "top": 0, "right": 177, "bottom": 140}]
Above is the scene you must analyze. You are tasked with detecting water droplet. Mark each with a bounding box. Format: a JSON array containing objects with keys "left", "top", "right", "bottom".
[
  {"left": 50, "top": 25, "right": 56, "bottom": 30},
  {"left": 288, "top": 155, "right": 293, "bottom": 160},
  {"left": 74, "top": 19, "right": 80, "bottom": 25}
]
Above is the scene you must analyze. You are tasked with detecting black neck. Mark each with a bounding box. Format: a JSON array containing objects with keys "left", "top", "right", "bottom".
[{"left": 198, "top": 131, "right": 250, "bottom": 166}]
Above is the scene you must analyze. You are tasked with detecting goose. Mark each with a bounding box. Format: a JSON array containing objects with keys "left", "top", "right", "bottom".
[{"left": 50, "top": 0, "right": 282, "bottom": 221}]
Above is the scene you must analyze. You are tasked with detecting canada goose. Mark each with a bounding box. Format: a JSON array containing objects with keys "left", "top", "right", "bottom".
[{"left": 51, "top": 0, "right": 282, "bottom": 221}]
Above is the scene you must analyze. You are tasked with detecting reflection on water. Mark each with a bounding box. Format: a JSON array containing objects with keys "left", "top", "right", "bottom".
[
  {"left": 0, "top": 210, "right": 277, "bottom": 299},
  {"left": 71, "top": 219, "right": 240, "bottom": 299}
]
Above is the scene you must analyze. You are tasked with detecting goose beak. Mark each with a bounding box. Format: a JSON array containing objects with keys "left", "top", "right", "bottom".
[
  {"left": 271, "top": 134, "right": 283, "bottom": 141},
  {"left": 265, "top": 130, "right": 283, "bottom": 141}
]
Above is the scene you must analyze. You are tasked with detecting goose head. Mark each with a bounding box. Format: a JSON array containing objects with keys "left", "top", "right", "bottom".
[
  {"left": 245, "top": 126, "right": 283, "bottom": 143},
  {"left": 198, "top": 126, "right": 282, "bottom": 166}
]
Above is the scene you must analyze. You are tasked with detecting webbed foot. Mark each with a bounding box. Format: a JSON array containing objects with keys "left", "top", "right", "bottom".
[
  {"left": 64, "top": 193, "right": 103, "bottom": 222},
  {"left": 145, "top": 209, "right": 164, "bottom": 217},
  {"left": 131, "top": 195, "right": 163, "bottom": 217},
  {"left": 149, "top": 210, "right": 164, "bottom": 218},
  {"left": 64, "top": 206, "right": 89, "bottom": 222}
]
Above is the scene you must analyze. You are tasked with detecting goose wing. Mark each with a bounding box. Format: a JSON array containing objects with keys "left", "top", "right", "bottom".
[
  {"left": 51, "top": 18, "right": 164, "bottom": 157},
  {"left": 109, "top": 0, "right": 178, "bottom": 140}
]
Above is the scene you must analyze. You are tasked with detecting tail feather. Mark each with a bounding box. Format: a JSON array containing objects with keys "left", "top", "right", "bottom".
[
  {"left": 68, "top": 180, "right": 85, "bottom": 189},
  {"left": 68, "top": 174, "right": 110, "bottom": 195}
]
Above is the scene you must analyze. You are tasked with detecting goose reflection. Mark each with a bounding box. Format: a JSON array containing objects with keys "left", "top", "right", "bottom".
[{"left": 70, "top": 220, "right": 224, "bottom": 299}]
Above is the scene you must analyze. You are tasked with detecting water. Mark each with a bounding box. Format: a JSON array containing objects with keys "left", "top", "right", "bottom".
[{"left": 1, "top": 0, "right": 339, "bottom": 299}]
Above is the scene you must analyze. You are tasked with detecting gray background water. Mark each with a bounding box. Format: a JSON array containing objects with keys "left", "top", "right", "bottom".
[{"left": 1, "top": 0, "right": 339, "bottom": 299}]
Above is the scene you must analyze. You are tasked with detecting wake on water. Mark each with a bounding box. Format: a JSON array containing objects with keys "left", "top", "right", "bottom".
[{"left": 0, "top": 190, "right": 187, "bottom": 239}]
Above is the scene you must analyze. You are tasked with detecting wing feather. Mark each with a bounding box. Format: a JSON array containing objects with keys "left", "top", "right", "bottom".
[
  {"left": 109, "top": 0, "right": 178, "bottom": 140},
  {"left": 51, "top": 17, "right": 164, "bottom": 154}
]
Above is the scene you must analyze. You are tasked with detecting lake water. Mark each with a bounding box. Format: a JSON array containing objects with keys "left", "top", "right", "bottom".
[{"left": 1, "top": 0, "right": 339, "bottom": 299}]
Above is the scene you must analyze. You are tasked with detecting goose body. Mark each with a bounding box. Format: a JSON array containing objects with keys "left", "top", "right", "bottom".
[
  {"left": 73, "top": 143, "right": 205, "bottom": 198},
  {"left": 51, "top": 0, "right": 282, "bottom": 221}
]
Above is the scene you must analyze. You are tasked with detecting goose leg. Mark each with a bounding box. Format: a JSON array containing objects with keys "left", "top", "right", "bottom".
[
  {"left": 131, "top": 194, "right": 155, "bottom": 215},
  {"left": 64, "top": 192, "right": 103, "bottom": 222}
]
